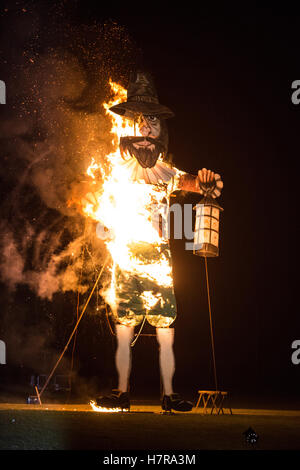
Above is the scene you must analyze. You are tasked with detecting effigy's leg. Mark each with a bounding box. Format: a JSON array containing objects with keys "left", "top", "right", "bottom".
[
  {"left": 156, "top": 327, "right": 175, "bottom": 396},
  {"left": 156, "top": 326, "right": 193, "bottom": 413},
  {"left": 115, "top": 324, "right": 134, "bottom": 392},
  {"left": 95, "top": 324, "right": 132, "bottom": 411},
  {"left": 93, "top": 323, "right": 133, "bottom": 411}
]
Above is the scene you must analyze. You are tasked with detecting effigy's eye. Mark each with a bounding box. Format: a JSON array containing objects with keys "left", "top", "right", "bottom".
[{"left": 145, "top": 115, "right": 158, "bottom": 123}]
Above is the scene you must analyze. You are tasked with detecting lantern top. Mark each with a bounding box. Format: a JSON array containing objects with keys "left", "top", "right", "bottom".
[{"left": 196, "top": 193, "right": 224, "bottom": 211}]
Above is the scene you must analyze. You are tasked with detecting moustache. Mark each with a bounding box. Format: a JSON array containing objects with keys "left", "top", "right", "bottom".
[
  {"left": 120, "top": 136, "right": 159, "bottom": 146},
  {"left": 119, "top": 136, "right": 165, "bottom": 169}
]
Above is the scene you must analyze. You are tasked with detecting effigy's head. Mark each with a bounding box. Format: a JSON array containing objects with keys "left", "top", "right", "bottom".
[{"left": 109, "top": 71, "right": 174, "bottom": 168}]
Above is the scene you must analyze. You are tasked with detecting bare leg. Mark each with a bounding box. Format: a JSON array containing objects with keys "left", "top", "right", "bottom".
[
  {"left": 115, "top": 324, "right": 134, "bottom": 393},
  {"left": 156, "top": 327, "right": 175, "bottom": 396}
]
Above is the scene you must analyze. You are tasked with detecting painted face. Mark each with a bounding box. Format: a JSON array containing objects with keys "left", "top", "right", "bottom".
[
  {"left": 133, "top": 115, "right": 161, "bottom": 150},
  {"left": 119, "top": 114, "right": 168, "bottom": 168}
]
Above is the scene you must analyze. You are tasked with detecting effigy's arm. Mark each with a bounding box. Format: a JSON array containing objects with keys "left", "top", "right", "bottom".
[
  {"left": 177, "top": 173, "right": 201, "bottom": 193},
  {"left": 172, "top": 169, "right": 223, "bottom": 198}
]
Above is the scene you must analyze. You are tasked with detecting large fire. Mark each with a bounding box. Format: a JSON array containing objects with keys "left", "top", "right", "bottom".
[{"left": 80, "top": 80, "right": 182, "bottom": 324}]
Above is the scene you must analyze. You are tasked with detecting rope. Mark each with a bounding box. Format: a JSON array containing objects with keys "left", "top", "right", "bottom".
[
  {"left": 105, "top": 304, "right": 116, "bottom": 336},
  {"left": 68, "top": 234, "right": 86, "bottom": 393},
  {"left": 130, "top": 315, "right": 147, "bottom": 347},
  {"left": 68, "top": 289, "right": 80, "bottom": 392},
  {"left": 39, "top": 254, "right": 110, "bottom": 398},
  {"left": 204, "top": 256, "right": 218, "bottom": 391}
]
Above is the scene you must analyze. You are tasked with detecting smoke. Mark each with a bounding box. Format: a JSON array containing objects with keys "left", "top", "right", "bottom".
[
  {"left": 0, "top": 222, "right": 88, "bottom": 299},
  {"left": 0, "top": 1, "right": 141, "bottom": 301},
  {"left": 0, "top": 228, "right": 25, "bottom": 290}
]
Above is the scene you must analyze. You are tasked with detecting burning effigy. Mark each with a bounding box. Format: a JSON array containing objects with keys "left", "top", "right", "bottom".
[{"left": 74, "top": 72, "right": 223, "bottom": 412}]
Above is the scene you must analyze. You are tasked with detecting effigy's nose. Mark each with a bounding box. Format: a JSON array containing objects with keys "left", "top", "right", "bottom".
[
  {"left": 139, "top": 117, "right": 151, "bottom": 136},
  {"left": 140, "top": 124, "right": 150, "bottom": 136}
]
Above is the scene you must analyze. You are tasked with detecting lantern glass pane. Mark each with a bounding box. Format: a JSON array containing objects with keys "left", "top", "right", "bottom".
[
  {"left": 196, "top": 214, "right": 203, "bottom": 229},
  {"left": 204, "top": 216, "right": 211, "bottom": 228},
  {"left": 211, "top": 231, "right": 219, "bottom": 247},
  {"left": 203, "top": 229, "right": 210, "bottom": 243},
  {"left": 211, "top": 218, "right": 219, "bottom": 231},
  {"left": 197, "top": 230, "right": 204, "bottom": 243},
  {"left": 204, "top": 206, "right": 211, "bottom": 215},
  {"left": 212, "top": 207, "right": 219, "bottom": 219}
]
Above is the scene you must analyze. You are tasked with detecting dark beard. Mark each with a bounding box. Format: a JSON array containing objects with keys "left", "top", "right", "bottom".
[{"left": 119, "top": 136, "right": 165, "bottom": 168}]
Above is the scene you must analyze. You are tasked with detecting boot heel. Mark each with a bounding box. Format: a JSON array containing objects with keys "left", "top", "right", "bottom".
[
  {"left": 122, "top": 402, "right": 130, "bottom": 412},
  {"left": 161, "top": 393, "right": 193, "bottom": 413},
  {"left": 161, "top": 395, "right": 172, "bottom": 412}
]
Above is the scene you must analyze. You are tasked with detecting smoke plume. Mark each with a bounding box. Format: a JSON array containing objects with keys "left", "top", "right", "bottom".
[{"left": 0, "top": 1, "right": 141, "bottom": 301}]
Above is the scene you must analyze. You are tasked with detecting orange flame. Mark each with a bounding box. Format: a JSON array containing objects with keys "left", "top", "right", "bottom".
[{"left": 89, "top": 400, "right": 126, "bottom": 413}]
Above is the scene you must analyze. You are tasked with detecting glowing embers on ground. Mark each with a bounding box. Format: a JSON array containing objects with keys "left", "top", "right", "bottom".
[{"left": 89, "top": 400, "right": 128, "bottom": 413}]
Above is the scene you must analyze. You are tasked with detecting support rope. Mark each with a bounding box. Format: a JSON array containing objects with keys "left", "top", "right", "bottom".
[
  {"left": 130, "top": 315, "right": 147, "bottom": 347},
  {"left": 68, "top": 233, "right": 86, "bottom": 394}
]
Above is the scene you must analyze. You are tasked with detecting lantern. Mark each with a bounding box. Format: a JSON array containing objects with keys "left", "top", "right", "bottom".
[
  {"left": 193, "top": 188, "right": 223, "bottom": 257},
  {"left": 193, "top": 179, "right": 224, "bottom": 399}
]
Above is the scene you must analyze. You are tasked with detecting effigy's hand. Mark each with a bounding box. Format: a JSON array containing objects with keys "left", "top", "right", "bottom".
[
  {"left": 197, "top": 168, "right": 223, "bottom": 198},
  {"left": 198, "top": 168, "right": 215, "bottom": 183}
]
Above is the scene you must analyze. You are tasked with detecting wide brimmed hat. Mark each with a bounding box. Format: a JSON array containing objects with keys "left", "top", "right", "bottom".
[{"left": 109, "top": 71, "right": 174, "bottom": 120}]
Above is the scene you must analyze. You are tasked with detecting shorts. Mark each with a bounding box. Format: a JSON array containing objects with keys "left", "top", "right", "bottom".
[{"left": 110, "top": 242, "right": 177, "bottom": 328}]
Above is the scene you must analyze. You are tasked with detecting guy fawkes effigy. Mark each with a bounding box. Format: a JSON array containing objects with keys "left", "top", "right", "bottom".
[{"left": 83, "top": 72, "right": 223, "bottom": 412}]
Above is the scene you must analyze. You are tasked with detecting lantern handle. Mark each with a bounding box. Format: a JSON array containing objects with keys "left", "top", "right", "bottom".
[{"left": 198, "top": 180, "right": 216, "bottom": 197}]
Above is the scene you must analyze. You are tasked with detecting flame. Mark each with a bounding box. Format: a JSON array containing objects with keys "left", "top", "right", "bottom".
[
  {"left": 86, "top": 157, "right": 100, "bottom": 180},
  {"left": 80, "top": 80, "right": 179, "bottom": 322},
  {"left": 89, "top": 400, "right": 126, "bottom": 413}
]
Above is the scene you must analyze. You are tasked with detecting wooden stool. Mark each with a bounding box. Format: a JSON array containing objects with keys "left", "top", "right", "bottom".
[{"left": 195, "top": 390, "right": 232, "bottom": 415}]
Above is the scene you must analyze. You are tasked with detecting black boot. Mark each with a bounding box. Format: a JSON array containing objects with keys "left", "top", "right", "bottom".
[
  {"left": 162, "top": 393, "right": 193, "bottom": 412},
  {"left": 96, "top": 389, "right": 130, "bottom": 411}
]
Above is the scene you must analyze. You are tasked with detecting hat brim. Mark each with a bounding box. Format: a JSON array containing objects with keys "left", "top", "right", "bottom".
[{"left": 109, "top": 101, "right": 175, "bottom": 119}]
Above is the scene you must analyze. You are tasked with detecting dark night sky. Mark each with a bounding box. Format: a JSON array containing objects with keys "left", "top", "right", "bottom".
[{"left": 0, "top": 5, "right": 298, "bottom": 403}]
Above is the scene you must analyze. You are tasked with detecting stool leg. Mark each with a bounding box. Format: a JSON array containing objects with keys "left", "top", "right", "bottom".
[
  {"left": 228, "top": 395, "right": 233, "bottom": 415},
  {"left": 210, "top": 393, "right": 219, "bottom": 414},
  {"left": 217, "top": 395, "right": 225, "bottom": 415},
  {"left": 203, "top": 394, "right": 209, "bottom": 414},
  {"left": 195, "top": 393, "right": 202, "bottom": 409}
]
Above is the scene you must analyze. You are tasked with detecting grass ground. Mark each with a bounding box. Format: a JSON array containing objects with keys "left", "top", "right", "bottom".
[{"left": 0, "top": 404, "right": 300, "bottom": 451}]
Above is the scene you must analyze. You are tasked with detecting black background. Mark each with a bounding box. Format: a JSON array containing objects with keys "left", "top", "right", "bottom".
[{"left": 0, "top": 5, "right": 298, "bottom": 406}]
